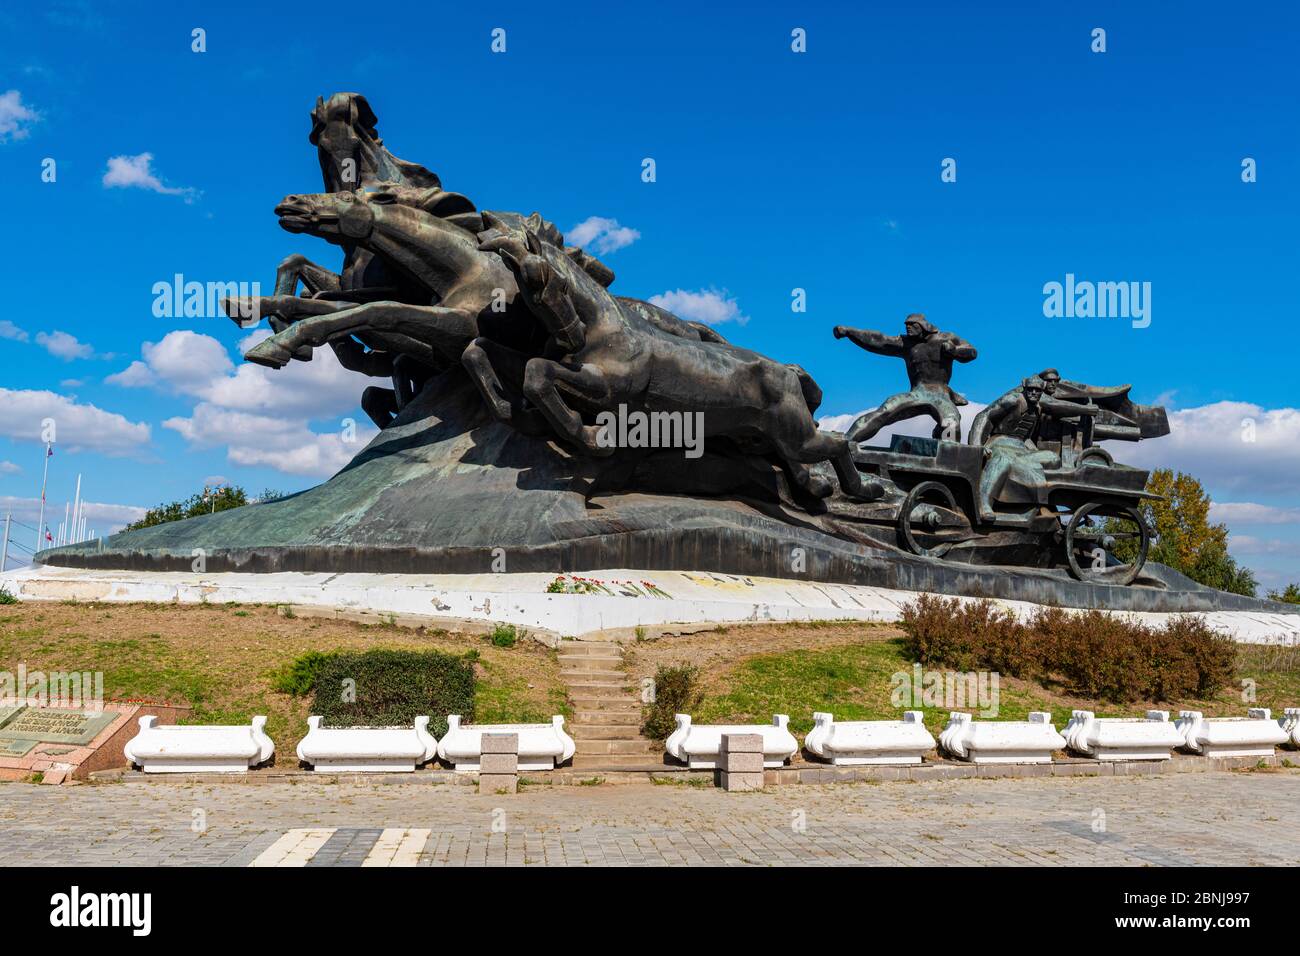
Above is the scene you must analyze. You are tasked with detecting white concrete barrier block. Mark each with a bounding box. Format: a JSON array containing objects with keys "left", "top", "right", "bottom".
[
  {"left": 1061, "top": 709, "right": 1183, "bottom": 761},
  {"left": 123, "top": 715, "right": 274, "bottom": 773},
  {"left": 295, "top": 716, "right": 438, "bottom": 772},
  {"left": 1279, "top": 708, "right": 1300, "bottom": 749},
  {"left": 804, "top": 711, "right": 936, "bottom": 765},
  {"left": 939, "top": 711, "right": 1065, "bottom": 764},
  {"left": 664, "top": 714, "right": 798, "bottom": 769},
  {"left": 1175, "top": 708, "right": 1289, "bottom": 758},
  {"left": 436, "top": 715, "right": 574, "bottom": 772}
]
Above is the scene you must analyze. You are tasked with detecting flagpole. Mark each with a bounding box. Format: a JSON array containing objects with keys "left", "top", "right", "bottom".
[
  {"left": 35, "top": 441, "right": 51, "bottom": 553},
  {"left": 71, "top": 473, "right": 82, "bottom": 546}
]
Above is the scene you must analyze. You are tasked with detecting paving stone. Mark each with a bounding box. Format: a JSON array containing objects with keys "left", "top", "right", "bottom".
[{"left": 3, "top": 768, "right": 1299, "bottom": 867}]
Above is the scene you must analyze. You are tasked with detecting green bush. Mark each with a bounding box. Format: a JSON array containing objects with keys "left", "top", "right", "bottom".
[
  {"left": 0, "top": 585, "right": 17, "bottom": 605},
  {"left": 899, "top": 595, "right": 1238, "bottom": 704},
  {"left": 489, "top": 624, "right": 519, "bottom": 648},
  {"left": 641, "top": 664, "right": 703, "bottom": 741},
  {"left": 307, "top": 649, "right": 476, "bottom": 738},
  {"left": 270, "top": 650, "right": 337, "bottom": 696}
]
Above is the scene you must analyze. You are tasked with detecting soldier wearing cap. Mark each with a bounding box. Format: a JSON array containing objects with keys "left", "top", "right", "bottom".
[
  {"left": 969, "top": 376, "right": 1098, "bottom": 524},
  {"left": 833, "top": 314, "right": 977, "bottom": 445}
]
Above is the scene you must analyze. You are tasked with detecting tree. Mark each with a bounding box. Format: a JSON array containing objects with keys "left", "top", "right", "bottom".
[
  {"left": 1119, "top": 469, "right": 1257, "bottom": 596},
  {"left": 1267, "top": 583, "right": 1300, "bottom": 604},
  {"left": 124, "top": 485, "right": 249, "bottom": 531}
]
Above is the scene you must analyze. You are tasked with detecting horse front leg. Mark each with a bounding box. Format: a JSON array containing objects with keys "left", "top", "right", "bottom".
[
  {"left": 521, "top": 358, "right": 614, "bottom": 455},
  {"left": 461, "top": 337, "right": 547, "bottom": 434},
  {"left": 243, "top": 302, "right": 473, "bottom": 370},
  {"left": 274, "top": 253, "right": 342, "bottom": 298}
]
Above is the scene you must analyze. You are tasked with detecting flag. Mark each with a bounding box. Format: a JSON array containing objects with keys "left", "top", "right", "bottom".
[
  {"left": 46, "top": 445, "right": 54, "bottom": 457},
  {"left": 44, "top": 527, "right": 52, "bottom": 543}
]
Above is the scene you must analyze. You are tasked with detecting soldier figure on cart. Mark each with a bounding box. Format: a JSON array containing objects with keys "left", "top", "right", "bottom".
[{"left": 833, "top": 314, "right": 977, "bottom": 445}]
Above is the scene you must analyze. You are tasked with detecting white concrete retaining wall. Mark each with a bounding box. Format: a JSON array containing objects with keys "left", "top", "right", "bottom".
[{"left": 3, "top": 564, "right": 1297, "bottom": 644}]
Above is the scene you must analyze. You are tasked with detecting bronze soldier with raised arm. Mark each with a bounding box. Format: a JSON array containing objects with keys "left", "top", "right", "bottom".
[{"left": 833, "top": 314, "right": 977, "bottom": 445}]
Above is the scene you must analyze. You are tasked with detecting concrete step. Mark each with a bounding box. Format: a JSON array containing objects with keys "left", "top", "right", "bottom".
[
  {"left": 564, "top": 681, "right": 636, "bottom": 698},
  {"left": 559, "top": 668, "right": 627, "bottom": 681},
  {"left": 558, "top": 655, "right": 623, "bottom": 669},
  {"left": 575, "top": 739, "right": 658, "bottom": 756},
  {"left": 570, "top": 696, "right": 640, "bottom": 712},
  {"left": 572, "top": 710, "right": 642, "bottom": 727},
  {"left": 567, "top": 723, "right": 643, "bottom": 739},
  {"left": 558, "top": 643, "right": 621, "bottom": 657},
  {"left": 571, "top": 753, "right": 669, "bottom": 770}
]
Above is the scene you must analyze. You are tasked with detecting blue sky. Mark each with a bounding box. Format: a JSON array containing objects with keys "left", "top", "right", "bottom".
[{"left": 0, "top": 0, "right": 1296, "bottom": 586}]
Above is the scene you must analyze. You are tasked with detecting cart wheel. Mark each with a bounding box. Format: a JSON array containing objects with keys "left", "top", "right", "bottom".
[
  {"left": 1064, "top": 503, "right": 1150, "bottom": 585},
  {"left": 899, "top": 481, "right": 967, "bottom": 557},
  {"left": 1077, "top": 446, "right": 1113, "bottom": 467}
]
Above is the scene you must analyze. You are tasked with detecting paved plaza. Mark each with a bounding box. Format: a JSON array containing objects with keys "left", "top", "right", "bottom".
[{"left": 2, "top": 769, "right": 1297, "bottom": 866}]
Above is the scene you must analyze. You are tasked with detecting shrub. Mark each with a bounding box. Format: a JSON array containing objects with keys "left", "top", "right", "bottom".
[
  {"left": 489, "top": 624, "right": 519, "bottom": 648},
  {"left": 0, "top": 585, "right": 17, "bottom": 605},
  {"left": 898, "top": 596, "right": 1238, "bottom": 705},
  {"left": 900, "top": 594, "right": 1040, "bottom": 678},
  {"left": 308, "top": 649, "right": 476, "bottom": 738},
  {"left": 1038, "top": 608, "right": 1154, "bottom": 702},
  {"left": 899, "top": 593, "right": 982, "bottom": 671},
  {"left": 1163, "top": 615, "right": 1236, "bottom": 697},
  {"left": 641, "top": 664, "right": 704, "bottom": 741},
  {"left": 270, "top": 650, "right": 337, "bottom": 696}
]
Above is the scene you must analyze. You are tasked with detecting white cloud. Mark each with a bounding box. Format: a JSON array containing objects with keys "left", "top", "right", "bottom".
[
  {"left": 113, "top": 329, "right": 374, "bottom": 477},
  {"left": 0, "top": 320, "right": 28, "bottom": 342},
  {"left": 0, "top": 461, "right": 19, "bottom": 475},
  {"left": 111, "top": 329, "right": 363, "bottom": 420},
  {"left": 59, "top": 379, "right": 84, "bottom": 389},
  {"left": 1226, "top": 534, "right": 1300, "bottom": 559},
  {"left": 102, "top": 152, "right": 197, "bottom": 201},
  {"left": 0, "top": 388, "right": 150, "bottom": 455},
  {"left": 35, "top": 330, "right": 92, "bottom": 361},
  {"left": 1210, "top": 502, "right": 1300, "bottom": 526},
  {"left": 1118, "top": 401, "right": 1300, "bottom": 494},
  {"left": 567, "top": 216, "right": 641, "bottom": 255},
  {"left": 0, "top": 495, "right": 145, "bottom": 534},
  {"left": 164, "top": 404, "right": 375, "bottom": 478},
  {"left": 649, "top": 288, "right": 749, "bottom": 326},
  {"left": 0, "top": 90, "right": 37, "bottom": 142}
]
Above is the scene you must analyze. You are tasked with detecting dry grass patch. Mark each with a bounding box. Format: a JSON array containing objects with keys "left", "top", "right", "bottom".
[
  {"left": 625, "top": 618, "right": 1300, "bottom": 743},
  {"left": 0, "top": 602, "right": 566, "bottom": 762}
]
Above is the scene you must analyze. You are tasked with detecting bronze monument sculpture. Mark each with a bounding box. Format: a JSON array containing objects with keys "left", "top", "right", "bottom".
[
  {"left": 35, "top": 93, "right": 1288, "bottom": 613},
  {"left": 833, "top": 315, "right": 977, "bottom": 444}
]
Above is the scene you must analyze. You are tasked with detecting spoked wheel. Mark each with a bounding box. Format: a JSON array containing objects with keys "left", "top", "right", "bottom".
[
  {"left": 899, "top": 480, "right": 971, "bottom": 557},
  {"left": 1064, "top": 502, "right": 1150, "bottom": 585}
]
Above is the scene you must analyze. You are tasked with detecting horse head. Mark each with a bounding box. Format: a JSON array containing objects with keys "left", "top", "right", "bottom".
[
  {"left": 274, "top": 189, "right": 383, "bottom": 242},
  {"left": 310, "top": 92, "right": 443, "bottom": 192}
]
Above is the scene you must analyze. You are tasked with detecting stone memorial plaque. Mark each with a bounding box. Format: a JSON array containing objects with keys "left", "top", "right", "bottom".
[
  {"left": 0, "top": 707, "right": 117, "bottom": 747},
  {"left": 0, "top": 705, "right": 25, "bottom": 730}
]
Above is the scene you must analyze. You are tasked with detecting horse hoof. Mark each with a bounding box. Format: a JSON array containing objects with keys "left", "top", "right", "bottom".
[
  {"left": 245, "top": 341, "right": 291, "bottom": 369},
  {"left": 807, "top": 475, "right": 833, "bottom": 498}
]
